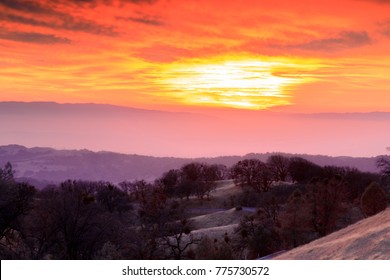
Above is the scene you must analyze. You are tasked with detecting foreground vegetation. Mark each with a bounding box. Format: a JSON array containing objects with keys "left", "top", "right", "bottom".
[{"left": 1, "top": 155, "right": 389, "bottom": 259}]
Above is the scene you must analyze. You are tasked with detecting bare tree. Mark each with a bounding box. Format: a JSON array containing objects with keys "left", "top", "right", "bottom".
[
  {"left": 0, "top": 163, "right": 35, "bottom": 240},
  {"left": 377, "top": 156, "right": 390, "bottom": 178},
  {"left": 32, "top": 181, "right": 110, "bottom": 259},
  {"left": 288, "top": 157, "right": 322, "bottom": 183},
  {"left": 160, "top": 163, "right": 219, "bottom": 200},
  {"left": 267, "top": 154, "right": 290, "bottom": 182},
  {"left": 280, "top": 189, "right": 312, "bottom": 248},
  {"left": 162, "top": 219, "right": 200, "bottom": 260},
  {"left": 231, "top": 159, "right": 274, "bottom": 192},
  {"left": 235, "top": 215, "right": 281, "bottom": 259},
  {"left": 307, "top": 176, "right": 349, "bottom": 236},
  {"left": 231, "top": 159, "right": 261, "bottom": 187},
  {"left": 259, "top": 196, "right": 280, "bottom": 224},
  {"left": 157, "top": 169, "right": 181, "bottom": 197}
]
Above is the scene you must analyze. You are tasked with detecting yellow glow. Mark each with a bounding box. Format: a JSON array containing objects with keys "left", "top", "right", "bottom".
[{"left": 157, "top": 56, "right": 318, "bottom": 109}]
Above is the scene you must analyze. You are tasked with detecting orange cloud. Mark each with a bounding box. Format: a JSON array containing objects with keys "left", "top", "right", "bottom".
[{"left": 0, "top": 0, "right": 390, "bottom": 112}]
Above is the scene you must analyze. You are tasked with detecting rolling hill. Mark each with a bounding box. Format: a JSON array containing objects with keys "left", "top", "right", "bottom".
[{"left": 0, "top": 144, "right": 383, "bottom": 188}]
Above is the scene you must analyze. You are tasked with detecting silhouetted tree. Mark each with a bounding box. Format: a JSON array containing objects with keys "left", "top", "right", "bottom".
[
  {"left": 137, "top": 183, "right": 168, "bottom": 226},
  {"left": 119, "top": 179, "right": 150, "bottom": 201},
  {"left": 288, "top": 157, "right": 322, "bottom": 183},
  {"left": 211, "top": 164, "right": 229, "bottom": 180},
  {"left": 0, "top": 162, "right": 15, "bottom": 182},
  {"left": 95, "top": 182, "right": 131, "bottom": 213},
  {"left": 321, "top": 165, "right": 347, "bottom": 178},
  {"left": 163, "top": 163, "right": 218, "bottom": 200},
  {"left": 267, "top": 154, "right": 290, "bottom": 182},
  {"left": 360, "top": 182, "right": 387, "bottom": 217},
  {"left": 254, "top": 163, "right": 274, "bottom": 192},
  {"left": 0, "top": 163, "right": 35, "bottom": 240},
  {"left": 28, "top": 180, "right": 114, "bottom": 259},
  {"left": 280, "top": 189, "right": 312, "bottom": 248},
  {"left": 235, "top": 215, "right": 281, "bottom": 259},
  {"left": 307, "top": 176, "right": 349, "bottom": 236},
  {"left": 23, "top": 187, "right": 62, "bottom": 259},
  {"left": 259, "top": 196, "right": 280, "bottom": 224},
  {"left": 162, "top": 219, "right": 200, "bottom": 260},
  {"left": 231, "top": 159, "right": 261, "bottom": 187},
  {"left": 231, "top": 159, "right": 274, "bottom": 192},
  {"left": 158, "top": 169, "right": 181, "bottom": 197},
  {"left": 377, "top": 156, "right": 390, "bottom": 178},
  {"left": 343, "top": 168, "right": 380, "bottom": 202},
  {"left": 133, "top": 180, "right": 193, "bottom": 259}
]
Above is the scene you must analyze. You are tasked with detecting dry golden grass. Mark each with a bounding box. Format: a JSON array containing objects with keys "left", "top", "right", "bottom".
[
  {"left": 275, "top": 207, "right": 390, "bottom": 260},
  {"left": 180, "top": 180, "right": 243, "bottom": 216},
  {"left": 182, "top": 180, "right": 250, "bottom": 242},
  {"left": 190, "top": 208, "right": 252, "bottom": 230},
  {"left": 191, "top": 224, "right": 238, "bottom": 241}
]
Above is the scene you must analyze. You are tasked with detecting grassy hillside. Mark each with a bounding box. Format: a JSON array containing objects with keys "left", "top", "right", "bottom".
[{"left": 275, "top": 207, "right": 390, "bottom": 259}]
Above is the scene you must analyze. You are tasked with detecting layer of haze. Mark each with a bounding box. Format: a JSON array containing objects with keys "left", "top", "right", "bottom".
[{"left": 0, "top": 102, "right": 389, "bottom": 158}]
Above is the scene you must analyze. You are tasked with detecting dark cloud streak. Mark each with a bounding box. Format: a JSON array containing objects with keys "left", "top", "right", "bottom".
[
  {"left": 59, "top": 15, "right": 118, "bottom": 36},
  {"left": 271, "top": 31, "right": 371, "bottom": 51},
  {"left": 66, "top": 0, "right": 158, "bottom": 6},
  {"left": 362, "top": 0, "right": 390, "bottom": 4},
  {"left": 0, "top": 30, "right": 71, "bottom": 44},
  {"left": 117, "top": 15, "right": 164, "bottom": 26},
  {"left": 0, "top": 0, "right": 160, "bottom": 36},
  {"left": 0, "top": 1, "right": 118, "bottom": 36},
  {"left": 0, "top": 0, "right": 54, "bottom": 14},
  {"left": 378, "top": 19, "right": 390, "bottom": 37}
]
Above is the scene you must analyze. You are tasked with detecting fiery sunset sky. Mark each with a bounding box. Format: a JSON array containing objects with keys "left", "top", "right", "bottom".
[{"left": 1, "top": 0, "right": 390, "bottom": 112}]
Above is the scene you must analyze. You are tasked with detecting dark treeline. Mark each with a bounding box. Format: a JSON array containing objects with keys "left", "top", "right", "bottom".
[{"left": 0, "top": 155, "right": 389, "bottom": 260}]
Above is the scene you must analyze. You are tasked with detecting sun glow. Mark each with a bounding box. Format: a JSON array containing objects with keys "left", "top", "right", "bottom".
[{"left": 158, "top": 57, "right": 316, "bottom": 110}]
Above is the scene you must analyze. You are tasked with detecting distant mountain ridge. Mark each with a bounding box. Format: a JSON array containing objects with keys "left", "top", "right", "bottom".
[
  {"left": 1, "top": 101, "right": 390, "bottom": 158},
  {"left": 0, "top": 144, "right": 382, "bottom": 188}
]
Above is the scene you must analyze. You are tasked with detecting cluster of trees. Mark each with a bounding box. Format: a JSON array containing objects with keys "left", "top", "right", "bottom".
[
  {"left": 231, "top": 155, "right": 325, "bottom": 193},
  {"left": 233, "top": 175, "right": 351, "bottom": 258},
  {"left": 0, "top": 162, "right": 225, "bottom": 259},
  {"left": 233, "top": 155, "right": 390, "bottom": 258},
  {"left": 0, "top": 163, "right": 35, "bottom": 242},
  {"left": 231, "top": 155, "right": 367, "bottom": 191},
  {"left": 156, "top": 162, "right": 226, "bottom": 200},
  {"left": 0, "top": 154, "right": 389, "bottom": 260},
  {"left": 0, "top": 174, "right": 135, "bottom": 259},
  {"left": 231, "top": 155, "right": 384, "bottom": 196}
]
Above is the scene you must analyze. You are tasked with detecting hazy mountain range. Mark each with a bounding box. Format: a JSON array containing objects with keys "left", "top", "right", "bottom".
[
  {"left": 0, "top": 144, "right": 383, "bottom": 188},
  {"left": 1, "top": 101, "right": 389, "bottom": 158}
]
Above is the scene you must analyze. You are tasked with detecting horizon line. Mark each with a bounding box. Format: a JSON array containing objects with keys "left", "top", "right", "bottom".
[
  {"left": 0, "top": 143, "right": 387, "bottom": 160},
  {"left": 1, "top": 100, "right": 390, "bottom": 115}
]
